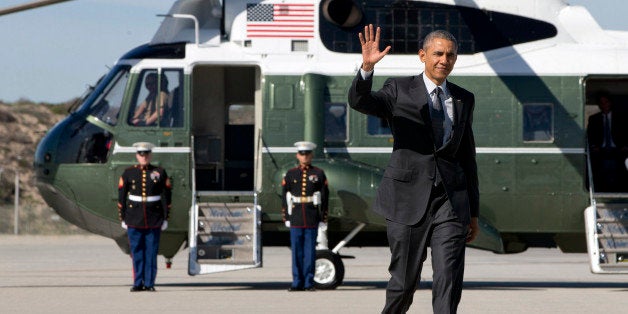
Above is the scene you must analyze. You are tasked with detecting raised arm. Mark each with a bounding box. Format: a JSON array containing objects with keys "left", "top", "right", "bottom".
[{"left": 359, "top": 24, "right": 391, "bottom": 72}]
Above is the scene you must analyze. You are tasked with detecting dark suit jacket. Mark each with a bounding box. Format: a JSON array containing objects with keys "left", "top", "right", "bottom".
[
  {"left": 587, "top": 111, "right": 627, "bottom": 150},
  {"left": 348, "top": 72, "right": 479, "bottom": 226}
]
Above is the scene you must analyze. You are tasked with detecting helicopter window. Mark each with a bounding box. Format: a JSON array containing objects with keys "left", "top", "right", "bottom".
[
  {"left": 86, "top": 67, "right": 129, "bottom": 126},
  {"left": 325, "top": 102, "right": 348, "bottom": 142},
  {"left": 56, "top": 120, "right": 113, "bottom": 164},
  {"left": 161, "top": 70, "right": 184, "bottom": 128},
  {"left": 367, "top": 115, "right": 392, "bottom": 136},
  {"left": 228, "top": 104, "right": 255, "bottom": 125},
  {"left": 522, "top": 103, "right": 554, "bottom": 142},
  {"left": 129, "top": 69, "right": 183, "bottom": 127},
  {"left": 320, "top": 1, "right": 557, "bottom": 55}
]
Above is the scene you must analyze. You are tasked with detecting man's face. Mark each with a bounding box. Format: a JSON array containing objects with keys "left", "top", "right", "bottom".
[
  {"left": 145, "top": 77, "right": 157, "bottom": 92},
  {"left": 136, "top": 151, "right": 152, "bottom": 166},
  {"left": 419, "top": 38, "right": 457, "bottom": 85},
  {"left": 598, "top": 96, "right": 612, "bottom": 114},
  {"left": 296, "top": 151, "right": 313, "bottom": 166}
]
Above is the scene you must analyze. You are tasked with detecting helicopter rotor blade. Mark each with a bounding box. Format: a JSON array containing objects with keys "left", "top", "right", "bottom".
[{"left": 0, "top": 0, "right": 74, "bottom": 17}]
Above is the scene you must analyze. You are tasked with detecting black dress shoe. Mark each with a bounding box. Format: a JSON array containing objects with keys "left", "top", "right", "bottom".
[
  {"left": 145, "top": 286, "right": 156, "bottom": 292},
  {"left": 305, "top": 287, "right": 316, "bottom": 291},
  {"left": 287, "top": 287, "right": 304, "bottom": 292},
  {"left": 130, "top": 286, "right": 144, "bottom": 292}
]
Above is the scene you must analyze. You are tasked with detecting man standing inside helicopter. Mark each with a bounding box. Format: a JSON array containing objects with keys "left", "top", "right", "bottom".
[
  {"left": 118, "top": 142, "right": 172, "bottom": 292},
  {"left": 281, "top": 141, "right": 329, "bottom": 291},
  {"left": 587, "top": 91, "right": 628, "bottom": 192}
]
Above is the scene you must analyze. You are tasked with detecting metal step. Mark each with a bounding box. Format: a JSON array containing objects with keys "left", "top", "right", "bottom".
[
  {"left": 584, "top": 202, "right": 628, "bottom": 273},
  {"left": 597, "top": 234, "right": 628, "bottom": 239},
  {"left": 188, "top": 200, "right": 262, "bottom": 275}
]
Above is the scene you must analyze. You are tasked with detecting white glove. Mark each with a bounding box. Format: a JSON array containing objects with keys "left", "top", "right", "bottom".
[
  {"left": 121, "top": 221, "right": 127, "bottom": 230},
  {"left": 318, "top": 222, "right": 327, "bottom": 231},
  {"left": 284, "top": 221, "right": 290, "bottom": 228},
  {"left": 317, "top": 222, "right": 329, "bottom": 250},
  {"left": 161, "top": 221, "right": 168, "bottom": 231}
]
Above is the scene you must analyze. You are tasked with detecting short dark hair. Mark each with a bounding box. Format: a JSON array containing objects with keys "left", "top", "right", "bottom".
[
  {"left": 422, "top": 30, "right": 458, "bottom": 53},
  {"left": 145, "top": 73, "right": 169, "bottom": 92},
  {"left": 596, "top": 90, "right": 611, "bottom": 102}
]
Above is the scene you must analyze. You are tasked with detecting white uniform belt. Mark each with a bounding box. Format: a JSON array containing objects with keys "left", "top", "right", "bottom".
[
  {"left": 128, "top": 195, "right": 161, "bottom": 202},
  {"left": 291, "top": 196, "right": 314, "bottom": 203}
]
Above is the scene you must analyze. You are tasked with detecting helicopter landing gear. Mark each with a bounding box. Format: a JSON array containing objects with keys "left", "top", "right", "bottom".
[
  {"left": 314, "top": 250, "right": 344, "bottom": 289},
  {"left": 313, "top": 222, "right": 366, "bottom": 290}
]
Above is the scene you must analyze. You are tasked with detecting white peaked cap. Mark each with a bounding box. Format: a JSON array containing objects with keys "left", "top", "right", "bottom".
[
  {"left": 133, "top": 142, "right": 155, "bottom": 152},
  {"left": 294, "top": 141, "right": 316, "bottom": 151}
]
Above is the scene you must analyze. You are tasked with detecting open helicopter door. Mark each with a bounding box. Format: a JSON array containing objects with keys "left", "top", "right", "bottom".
[
  {"left": 584, "top": 152, "right": 628, "bottom": 273},
  {"left": 188, "top": 65, "right": 262, "bottom": 275},
  {"left": 583, "top": 77, "right": 628, "bottom": 273}
]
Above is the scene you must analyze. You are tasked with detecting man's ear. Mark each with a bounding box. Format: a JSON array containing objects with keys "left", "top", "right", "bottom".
[{"left": 418, "top": 49, "right": 425, "bottom": 63}]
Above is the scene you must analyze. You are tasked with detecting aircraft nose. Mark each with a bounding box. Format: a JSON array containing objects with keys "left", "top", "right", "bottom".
[{"left": 34, "top": 118, "right": 67, "bottom": 179}]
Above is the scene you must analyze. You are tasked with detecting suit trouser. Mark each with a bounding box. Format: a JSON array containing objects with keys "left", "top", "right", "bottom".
[
  {"left": 127, "top": 227, "right": 161, "bottom": 288},
  {"left": 382, "top": 185, "right": 468, "bottom": 314},
  {"left": 591, "top": 150, "right": 628, "bottom": 192},
  {"left": 290, "top": 227, "right": 318, "bottom": 289}
]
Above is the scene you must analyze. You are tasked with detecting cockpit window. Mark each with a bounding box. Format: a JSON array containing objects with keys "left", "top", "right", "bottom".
[
  {"left": 320, "top": 1, "right": 557, "bottom": 55},
  {"left": 56, "top": 120, "right": 113, "bottom": 164},
  {"left": 128, "top": 69, "right": 183, "bottom": 127},
  {"left": 85, "top": 67, "right": 129, "bottom": 126},
  {"left": 57, "top": 66, "right": 131, "bottom": 164}
]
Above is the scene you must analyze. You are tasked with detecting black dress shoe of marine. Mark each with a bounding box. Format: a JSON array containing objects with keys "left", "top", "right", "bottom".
[
  {"left": 305, "top": 287, "right": 316, "bottom": 291},
  {"left": 130, "top": 286, "right": 145, "bottom": 292},
  {"left": 145, "top": 286, "right": 156, "bottom": 292},
  {"left": 287, "top": 287, "right": 304, "bottom": 292}
]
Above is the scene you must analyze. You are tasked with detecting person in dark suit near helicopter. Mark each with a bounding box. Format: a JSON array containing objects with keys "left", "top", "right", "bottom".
[
  {"left": 118, "top": 142, "right": 172, "bottom": 292},
  {"left": 587, "top": 91, "right": 628, "bottom": 192},
  {"left": 348, "top": 25, "right": 479, "bottom": 313}
]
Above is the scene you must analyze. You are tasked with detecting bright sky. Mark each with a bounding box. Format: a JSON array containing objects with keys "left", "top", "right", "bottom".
[{"left": 0, "top": 0, "right": 626, "bottom": 103}]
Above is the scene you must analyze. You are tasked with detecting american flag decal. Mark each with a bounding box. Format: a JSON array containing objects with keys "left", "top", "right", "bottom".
[{"left": 247, "top": 3, "right": 314, "bottom": 38}]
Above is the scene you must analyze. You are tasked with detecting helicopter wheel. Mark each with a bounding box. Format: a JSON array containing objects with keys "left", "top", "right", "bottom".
[{"left": 313, "top": 249, "right": 344, "bottom": 289}]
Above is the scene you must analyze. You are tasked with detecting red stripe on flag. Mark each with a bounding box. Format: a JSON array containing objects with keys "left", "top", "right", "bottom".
[{"left": 247, "top": 3, "right": 315, "bottom": 38}]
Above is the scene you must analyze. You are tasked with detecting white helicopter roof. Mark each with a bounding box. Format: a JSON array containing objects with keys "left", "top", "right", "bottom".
[{"left": 142, "top": 0, "right": 628, "bottom": 77}]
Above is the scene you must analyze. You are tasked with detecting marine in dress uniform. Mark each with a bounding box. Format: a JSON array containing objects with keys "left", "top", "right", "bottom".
[
  {"left": 118, "top": 142, "right": 172, "bottom": 292},
  {"left": 282, "top": 141, "right": 329, "bottom": 291}
]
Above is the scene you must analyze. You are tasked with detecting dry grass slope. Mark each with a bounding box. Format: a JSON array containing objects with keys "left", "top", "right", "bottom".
[{"left": 0, "top": 100, "right": 86, "bottom": 234}]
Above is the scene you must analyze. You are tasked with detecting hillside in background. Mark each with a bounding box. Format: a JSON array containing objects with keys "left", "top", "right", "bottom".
[{"left": 0, "top": 100, "right": 86, "bottom": 234}]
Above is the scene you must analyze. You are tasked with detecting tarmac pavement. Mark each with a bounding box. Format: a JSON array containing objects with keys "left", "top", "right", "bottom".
[{"left": 0, "top": 235, "right": 627, "bottom": 313}]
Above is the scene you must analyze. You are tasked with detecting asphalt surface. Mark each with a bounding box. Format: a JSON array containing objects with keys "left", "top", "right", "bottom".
[{"left": 1, "top": 235, "right": 627, "bottom": 313}]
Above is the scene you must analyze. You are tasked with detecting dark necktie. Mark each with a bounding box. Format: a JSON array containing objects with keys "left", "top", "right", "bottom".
[
  {"left": 431, "top": 87, "right": 444, "bottom": 148},
  {"left": 603, "top": 113, "right": 611, "bottom": 148}
]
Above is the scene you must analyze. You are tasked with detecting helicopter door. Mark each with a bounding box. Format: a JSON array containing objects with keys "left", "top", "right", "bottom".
[
  {"left": 191, "top": 66, "right": 258, "bottom": 191},
  {"left": 583, "top": 76, "right": 628, "bottom": 273},
  {"left": 188, "top": 65, "right": 262, "bottom": 275}
]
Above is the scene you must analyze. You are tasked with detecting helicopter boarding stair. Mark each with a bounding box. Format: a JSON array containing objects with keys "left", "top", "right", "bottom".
[
  {"left": 584, "top": 152, "right": 628, "bottom": 273},
  {"left": 188, "top": 194, "right": 262, "bottom": 275}
]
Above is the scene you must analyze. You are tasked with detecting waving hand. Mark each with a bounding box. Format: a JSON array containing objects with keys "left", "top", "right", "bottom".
[{"left": 358, "top": 24, "right": 391, "bottom": 72}]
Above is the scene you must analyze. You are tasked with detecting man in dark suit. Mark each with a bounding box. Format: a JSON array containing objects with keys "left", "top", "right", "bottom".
[
  {"left": 348, "top": 25, "right": 479, "bottom": 313},
  {"left": 587, "top": 91, "right": 628, "bottom": 192}
]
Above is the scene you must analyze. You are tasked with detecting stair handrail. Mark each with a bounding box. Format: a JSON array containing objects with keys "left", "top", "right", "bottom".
[{"left": 585, "top": 137, "right": 596, "bottom": 207}]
